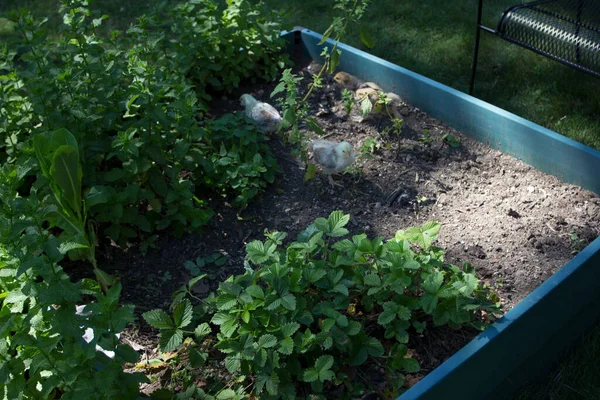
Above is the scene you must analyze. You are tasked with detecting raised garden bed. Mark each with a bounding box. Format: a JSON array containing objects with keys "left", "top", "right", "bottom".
[{"left": 96, "top": 29, "right": 600, "bottom": 398}]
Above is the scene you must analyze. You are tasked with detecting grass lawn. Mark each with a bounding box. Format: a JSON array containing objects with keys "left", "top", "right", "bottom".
[
  {"left": 514, "top": 323, "right": 600, "bottom": 400},
  {"left": 1, "top": 1, "right": 599, "bottom": 399}
]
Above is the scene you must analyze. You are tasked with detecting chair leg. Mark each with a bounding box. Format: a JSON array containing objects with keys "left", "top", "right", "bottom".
[{"left": 469, "top": 26, "right": 482, "bottom": 96}]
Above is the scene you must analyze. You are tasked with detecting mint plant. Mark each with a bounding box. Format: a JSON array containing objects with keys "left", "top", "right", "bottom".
[
  {"left": 0, "top": 163, "right": 145, "bottom": 399},
  {"left": 144, "top": 211, "right": 500, "bottom": 398}
]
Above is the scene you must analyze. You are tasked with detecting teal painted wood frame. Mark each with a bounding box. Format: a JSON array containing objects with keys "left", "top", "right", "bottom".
[{"left": 281, "top": 28, "right": 600, "bottom": 400}]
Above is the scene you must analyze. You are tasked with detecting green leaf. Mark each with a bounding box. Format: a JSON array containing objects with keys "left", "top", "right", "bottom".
[
  {"left": 321, "top": 318, "right": 335, "bottom": 332},
  {"left": 281, "top": 322, "right": 301, "bottom": 337},
  {"left": 278, "top": 337, "right": 294, "bottom": 355},
  {"left": 304, "top": 163, "right": 317, "bottom": 182},
  {"left": 423, "top": 270, "right": 444, "bottom": 294},
  {"left": 303, "top": 368, "right": 319, "bottom": 383},
  {"left": 332, "top": 283, "right": 348, "bottom": 296},
  {"left": 225, "top": 356, "right": 241, "bottom": 374},
  {"left": 364, "top": 273, "right": 381, "bottom": 287},
  {"left": 378, "top": 309, "right": 396, "bottom": 325},
  {"left": 359, "top": 24, "right": 376, "bottom": 49},
  {"left": 364, "top": 337, "right": 384, "bottom": 357},
  {"left": 400, "top": 357, "right": 420, "bottom": 373},
  {"left": 327, "top": 49, "right": 341, "bottom": 74},
  {"left": 159, "top": 329, "right": 183, "bottom": 353},
  {"left": 246, "top": 284, "right": 265, "bottom": 299},
  {"left": 327, "top": 210, "right": 350, "bottom": 237},
  {"left": 281, "top": 293, "right": 297, "bottom": 311},
  {"left": 51, "top": 145, "right": 83, "bottom": 216},
  {"left": 173, "top": 299, "right": 193, "bottom": 328},
  {"left": 396, "top": 305, "right": 411, "bottom": 321},
  {"left": 332, "top": 239, "right": 355, "bottom": 253},
  {"left": 259, "top": 334, "right": 277, "bottom": 348},
  {"left": 420, "top": 292, "right": 439, "bottom": 314},
  {"left": 143, "top": 309, "right": 175, "bottom": 330},
  {"left": 194, "top": 323, "right": 211, "bottom": 340},
  {"left": 306, "top": 117, "right": 325, "bottom": 136},
  {"left": 360, "top": 96, "right": 372, "bottom": 117},
  {"left": 84, "top": 185, "right": 113, "bottom": 208},
  {"left": 318, "top": 24, "right": 335, "bottom": 45},
  {"left": 345, "top": 321, "right": 361, "bottom": 336}
]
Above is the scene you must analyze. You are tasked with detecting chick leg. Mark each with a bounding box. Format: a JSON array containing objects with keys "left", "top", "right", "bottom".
[{"left": 328, "top": 174, "right": 343, "bottom": 187}]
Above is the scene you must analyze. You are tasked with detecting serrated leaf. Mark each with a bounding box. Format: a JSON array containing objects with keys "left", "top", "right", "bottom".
[
  {"left": 281, "top": 322, "right": 300, "bottom": 337},
  {"left": 173, "top": 299, "right": 193, "bottom": 328},
  {"left": 365, "top": 337, "right": 384, "bottom": 357},
  {"left": 246, "top": 285, "right": 265, "bottom": 299},
  {"left": 225, "top": 356, "right": 241, "bottom": 374},
  {"left": 159, "top": 329, "right": 183, "bottom": 353},
  {"left": 321, "top": 318, "right": 335, "bottom": 332},
  {"left": 315, "top": 355, "right": 334, "bottom": 374},
  {"left": 327, "top": 211, "right": 350, "bottom": 237},
  {"left": 259, "top": 334, "right": 277, "bottom": 348},
  {"left": 396, "top": 305, "right": 411, "bottom": 321},
  {"left": 360, "top": 96, "right": 372, "bottom": 117},
  {"left": 143, "top": 309, "right": 175, "bottom": 330},
  {"left": 378, "top": 310, "right": 396, "bottom": 326},
  {"left": 423, "top": 270, "right": 444, "bottom": 294},
  {"left": 303, "top": 368, "right": 319, "bottom": 382},
  {"left": 278, "top": 337, "right": 294, "bottom": 355},
  {"left": 364, "top": 273, "right": 381, "bottom": 287},
  {"left": 400, "top": 357, "right": 420, "bottom": 373},
  {"left": 345, "top": 321, "right": 361, "bottom": 336},
  {"left": 281, "top": 293, "right": 296, "bottom": 311},
  {"left": 332, "top": 239, "right": 355, "bottom": 253},
  {"left": 194, "top": 323, "right": 211, "bottom": 340},
  {"left": 332, "top": 283, "right": 348, "bottom": 296},
  {"left": 216, "top": 294, "right": 237, "bottom": 311},
  {"left": 420, "top": 292, "right": 439, "bottom": 314}
]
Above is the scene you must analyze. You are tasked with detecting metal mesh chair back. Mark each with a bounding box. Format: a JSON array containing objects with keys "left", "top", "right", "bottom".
[{"left": 498, "top": 0, "right": 600, "bottom": 75}]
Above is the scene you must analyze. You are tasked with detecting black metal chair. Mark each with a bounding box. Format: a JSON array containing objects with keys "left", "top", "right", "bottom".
[{"left": 469, "top": 0, "right": 600, "bottom": 95}]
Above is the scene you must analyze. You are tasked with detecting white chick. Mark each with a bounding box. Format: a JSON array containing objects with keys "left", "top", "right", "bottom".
[
  {"left": 240, "top": 94, "right": 282, "bottom": 133},
  {"left": 309, "top": 140, "right": 356, "bottom": 186}
]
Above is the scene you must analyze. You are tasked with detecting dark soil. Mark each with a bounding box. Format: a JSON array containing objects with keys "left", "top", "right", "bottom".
[{"left": 90, "top": 51, "right": 600, "bottom": 393}]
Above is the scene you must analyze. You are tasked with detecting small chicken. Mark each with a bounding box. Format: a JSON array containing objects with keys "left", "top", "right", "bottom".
[
  {"left": 309, "top": 140, "right": 356, "bottom": 186},
  {"left": 240, "top": 94, "right": 282, "bottom": 133},
  {"left": 333, "top": 71, "right": 381, "bottom": 92}
]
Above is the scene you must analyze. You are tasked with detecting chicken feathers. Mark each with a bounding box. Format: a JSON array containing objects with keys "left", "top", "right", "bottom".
[
  {"left": 309, "top": 140, "right": 356, "bottom": 186},
  {"left": 240, "top": 94, "right": 282, "bottom": 133}
]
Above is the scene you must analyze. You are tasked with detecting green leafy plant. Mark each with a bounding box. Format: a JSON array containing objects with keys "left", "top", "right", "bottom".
[
  {"left": 145, "top": 211, "right": 500, "bottom": 398},
  {"left": 341, "top": 88, "right": 356, "bottom": 114},
  {"left": 271, "top": 0, "right": 373, "bottom": 162},
  {"left": 442, "top": 133, "right": 461, "bottom": 148},
  {"left": 2, "top": 0, "right": 282, "bottom": 248},
  {"left": 33, "top": 127, "right": 114, "bottom": 290},
  {"left": 0, "top": 163, "right": 145, "bottom": 399},
  {"left": 184, "top": 252, "right": 228, "bottom": 276}
]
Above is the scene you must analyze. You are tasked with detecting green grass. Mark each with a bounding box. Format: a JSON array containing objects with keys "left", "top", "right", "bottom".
[
  {"left": 265, "top": 0, "right": 600, "bottom": 150},
  {"left": 514, "top": 323, "right": 600, "bottom": 400}
]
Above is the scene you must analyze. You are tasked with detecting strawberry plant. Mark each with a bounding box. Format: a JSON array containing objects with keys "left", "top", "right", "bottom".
[{"left": 144, "top": 211, "right": 500, "bottom": 398}]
